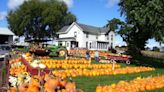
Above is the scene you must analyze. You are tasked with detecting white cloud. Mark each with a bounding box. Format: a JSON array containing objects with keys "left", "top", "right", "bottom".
[
  {"left": 8, "top": 0, "right": 28, "bottom": 10},
  {"left": 0, "top": 11, "right": 7, "bottom": 21},
  {"left": 8, "top": 0, "right": 73, "bottom": 10},
  {"left": 146, "top": 39, "right": 160, "bottom": 49},
  {"left": 59, "top": 0, "right": 73, "bottom": 8},
  {"left": 115, "top": 35, "right": 127, "bottom": 47},
  {"left": 106, "top": 0, "right": 120, "bottom": 8}
]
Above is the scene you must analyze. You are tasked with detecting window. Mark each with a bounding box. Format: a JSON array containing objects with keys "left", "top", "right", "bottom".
[
  {"left": 67, "top": 42, "right": 69, "bottom": 47},
  {"left": 107, "top": 36, "right": 109, "bottom": 40},
  {"left": 86, "top": 41, "right": 88, "bottom": 49},
  {"left": 74, "top": 32, "right": 77, "bottom": 37},
  {"left": 111, "top": 43, "right": 113, "bottom": 49},
  {"left": 59, "top": 43, "right": 62, "bottom": 46},
  {"left": 86, "top": 33, "right": 89, "bottom": 38},
  {"left": 96, "top": 35, "right": 98, "bottom": 39},
  {"left": 111, "top": 35, "right": 113, "bottom": 41},
  {"left": 90, "top": 43, "right": 92, "bottom": 48},
  {"left": 105, "top": 35, "right": 109, "bottom": 40}
]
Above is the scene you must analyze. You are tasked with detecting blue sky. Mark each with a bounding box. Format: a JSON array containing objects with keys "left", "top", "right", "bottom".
[{"left": 0, "top": 0, "right": 160, "bottom": 48}]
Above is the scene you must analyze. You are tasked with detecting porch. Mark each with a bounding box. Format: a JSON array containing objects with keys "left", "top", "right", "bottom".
[
  {"left": 57, "top": 37, "right": 78, "bottom": 50},
  {"left": 87, "top": 41, "right": 109, "bottom": 51}
]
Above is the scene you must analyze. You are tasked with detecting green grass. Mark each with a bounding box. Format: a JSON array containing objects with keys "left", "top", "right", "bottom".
[
  {"left": 132, "top": 55, "right": 164, "bottom": 68},
  {"left": 72, "top": 56, "right": 164, "bottom": 92},
  {"left": 73, "top": 68, "right": 164, "bottom": 92}
]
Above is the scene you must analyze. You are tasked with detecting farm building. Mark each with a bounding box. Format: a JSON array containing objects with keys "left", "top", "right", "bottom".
[
  {"left": 57, "top": 22, "right": 115, "bottom": 51},
  {"left": 0, "top": 28, "right": 14, "bottom": 45}
]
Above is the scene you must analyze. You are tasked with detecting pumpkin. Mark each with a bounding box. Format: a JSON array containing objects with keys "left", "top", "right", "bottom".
[
  {"left": 65, "top": 82, "right": 76, "bottom": 92},
  {"left": 18, "top": 85, "right": 27, "bottom": 92},
  {"left": 29, "top": 78, "right": 39, "bottom": 87},
  {"left": 26, "top": 86, "right": 39, "bottom": 92},
  {"left": 46, "top": 78, "right": 60, "bottom": 89},
  {"left": 25, "top": 52, "right": 31, "bottom": 57},
  {"left": 44, "top": 74, "right": 51, "bottom": 81},
  {"left": 7, "top": 87, "right": 16, "bottom": 92},
  {"left": 60, "top": 79, "right": 67, "bottom": 88}
]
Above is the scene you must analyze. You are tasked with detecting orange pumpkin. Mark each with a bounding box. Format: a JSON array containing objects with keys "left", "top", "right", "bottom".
[
  {"left": 29, "top": 78, "right": 39, "bottom": 87},
  {"left": 7, "top": 87, "right": 16, "bottom": 92},
  {"left": 46, "top": 78, "right": 60, "bottom": 89},
  {"left": 26, "top": 86, "right": 39, "bottom": 92},
  {"left": 18, "top": 85, "right": 27, "bottom": 92},
  {"left": 44, "top": 74, "right": 51, "bottom": 81},
  {"left": 60, "top": 79, "right": 67, "bottom": 87},
  {"left": 65, "top": 82, "right": 76, "bottom": 92},
  {"left": 25, "top": 52, "right": 31, "bottom": 57}
]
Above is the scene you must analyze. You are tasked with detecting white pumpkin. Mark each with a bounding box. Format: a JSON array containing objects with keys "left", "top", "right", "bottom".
[{"left": 39, "top": 63, "right": 46, "bottom": 69}]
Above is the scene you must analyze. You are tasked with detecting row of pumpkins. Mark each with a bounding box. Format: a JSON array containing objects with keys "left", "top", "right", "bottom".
[
  {"left": 52, "top": 67, "right": 154, "bottom": 78},
  {"left": 96, "top": 76, "right": 164, "bottom": 92},
  {"left": 68, "top": 49, "right": 130, "bottom": 58}
]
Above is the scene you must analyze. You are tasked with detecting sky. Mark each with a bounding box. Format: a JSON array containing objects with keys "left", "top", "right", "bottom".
[{"left": 0, "top": 0, "right": 160, "bottom": 48}]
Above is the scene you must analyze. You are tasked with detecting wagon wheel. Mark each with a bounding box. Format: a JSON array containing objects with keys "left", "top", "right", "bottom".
[
  {"left": 126, "top": 60, "right": 131, "bottom": 64},
  {"left": 58, "top": 48, "right": 67, "bottom": 57},
  {"left": 110, "top": 59, "right": 116, "bottom": 63}
]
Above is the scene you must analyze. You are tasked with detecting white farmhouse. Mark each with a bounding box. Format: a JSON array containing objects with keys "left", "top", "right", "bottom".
[{"left": 56, "top": 22, "right": 115, "bottom": 51}]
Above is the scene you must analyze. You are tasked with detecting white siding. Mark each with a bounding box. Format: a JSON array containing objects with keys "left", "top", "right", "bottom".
[
  {"left": 82, "top": 34, "right": 96, "bottom": 48},
  {"left": 108, "top": 31, "right": 115, "bottom": 48},
  {"left": 98, "top": 35, "right": 106, "bottom": 41},
  {"left": 59, "top": 25, "right": 84, "bottom": 48}
]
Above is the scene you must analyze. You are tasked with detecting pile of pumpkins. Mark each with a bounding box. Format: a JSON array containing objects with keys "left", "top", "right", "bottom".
[
  {"left": 8, "top": 74, "right": 83, "bottom": 92},
  {"left": 9, "top": 58, "right": 27, "bottom": 76},
  {"left": 96, "top": 76, "right": 164, "bottom": 92}
]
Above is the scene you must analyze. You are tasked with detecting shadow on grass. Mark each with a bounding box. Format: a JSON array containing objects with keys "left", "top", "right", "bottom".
[{"left": 132, "top": 55, "right": 164, "bottom": 68}]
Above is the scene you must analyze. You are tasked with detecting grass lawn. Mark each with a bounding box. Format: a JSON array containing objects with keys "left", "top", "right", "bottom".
[{"left": 73, "top": 56, "right": 164, "bottom": 92}]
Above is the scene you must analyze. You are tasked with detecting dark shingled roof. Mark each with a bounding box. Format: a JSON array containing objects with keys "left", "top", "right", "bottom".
[
  {"left": 58, "top": 26, "right": 69, "bottom": 33},
  {"left": 58, "top": 22, "right": 109, "bottom": 35}
]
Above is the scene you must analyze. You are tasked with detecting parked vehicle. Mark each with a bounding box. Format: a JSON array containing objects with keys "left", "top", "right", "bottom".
[{"left": 46, "top": 45, "right": 67, "bottom": 57}]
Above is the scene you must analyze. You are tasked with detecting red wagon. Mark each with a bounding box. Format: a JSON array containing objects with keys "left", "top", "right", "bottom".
[
  {"left": 20, "top": 57, "right": 51, "bottom": 75},
  {"left": 107, "top": 55, "right": 132, "bottom": 64},
  {"left": 4, "top": 57, "right": 51, "bottom": 92}
]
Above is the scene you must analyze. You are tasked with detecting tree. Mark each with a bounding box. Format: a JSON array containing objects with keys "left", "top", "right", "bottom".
[
  {"left": 7, "top": 0, "right": 76, "bottom": 40},
  {"left": 118, "top": 0, "right": 164, "bottom": 54},
  {"left": 105, "top": 18, "right": 124, "bottom": 32}
]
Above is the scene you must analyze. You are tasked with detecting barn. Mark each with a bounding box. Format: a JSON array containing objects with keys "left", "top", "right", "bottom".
[{"left": 0, "top": 28, "right": 15, "bottom": 45}]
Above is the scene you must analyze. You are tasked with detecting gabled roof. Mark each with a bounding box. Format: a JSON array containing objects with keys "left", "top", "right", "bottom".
[
  {"left": 57, "top": 22, "right": 110, "bottom": 35},
  {"left": 0, "top": 28, "right": 15, "bottom": 35},
  {"left": 58, "top": 26, "right": 69, "bottom": 33}
]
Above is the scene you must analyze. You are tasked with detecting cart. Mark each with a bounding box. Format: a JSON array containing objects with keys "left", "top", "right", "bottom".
[{"left": 107, "top": 55, "right": 132, "bottom": 64}]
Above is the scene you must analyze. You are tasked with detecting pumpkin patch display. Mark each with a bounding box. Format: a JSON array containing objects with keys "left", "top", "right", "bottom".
[
  {"left": 41, "top": 59, "right": 90, "bottom": 64},
  {"left": 8, "top": 74, "right": 83, "bottom": 92},
  {"left": 7, "top": 53, "right": 159, "bottom": 92},
  {"left": 52, "top": 67, "right": 154, "bottom": 78},
  {"left": 43, "top": 63, "right": 120, "bottom": 69},
  {"left": 96, "top": 76, "right": 164, "bottom": 92}
]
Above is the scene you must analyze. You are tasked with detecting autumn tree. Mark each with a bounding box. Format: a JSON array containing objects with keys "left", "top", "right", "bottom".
[
  {"left": 118, "top": 0, "right": 164, "bottom": 54},
  {"left": 7, "top": 0, "right": 76, "bottom": 40}
]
